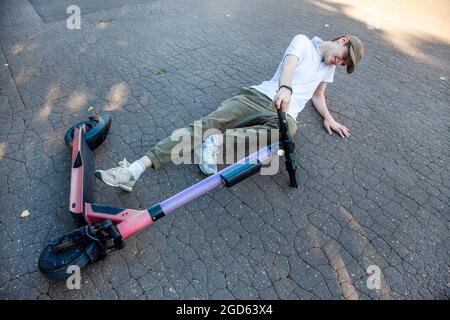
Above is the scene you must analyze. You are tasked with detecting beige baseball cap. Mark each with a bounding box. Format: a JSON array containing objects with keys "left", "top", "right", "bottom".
[{"left": 346, "top": 35, "right": 364, "bottom": 74}]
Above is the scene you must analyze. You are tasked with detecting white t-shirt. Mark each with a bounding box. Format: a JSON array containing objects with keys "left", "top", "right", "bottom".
[{"left": 251, "top": 35, "right": 336, "bottom": 120}]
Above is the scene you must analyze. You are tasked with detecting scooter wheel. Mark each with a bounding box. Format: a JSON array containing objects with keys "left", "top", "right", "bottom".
[
  {"left": 38, "top": 231, "right": 91, "bottom": 280},
  {"left": 64, "top": 114, "right": 112, "bottom": 150},
  {"left": 64, "top": 119, "right": 98, "bottom": 149}
]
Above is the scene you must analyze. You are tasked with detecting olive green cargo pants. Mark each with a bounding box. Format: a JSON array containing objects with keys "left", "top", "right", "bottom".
[{"left": 146, "top": 87, "right": 297, "bottom": 169}]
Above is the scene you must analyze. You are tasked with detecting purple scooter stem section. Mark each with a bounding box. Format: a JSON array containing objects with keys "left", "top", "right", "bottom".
[
  {"left": 159, "top": 145, "right": 274, "bottom": 214},
  {"left": 159, "top": 174, "right": 222, "bottom": 214}
]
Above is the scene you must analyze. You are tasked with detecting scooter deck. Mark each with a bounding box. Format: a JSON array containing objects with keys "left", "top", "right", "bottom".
[{"left": 69, "top": 125, "right": 94, "bottom": 222}]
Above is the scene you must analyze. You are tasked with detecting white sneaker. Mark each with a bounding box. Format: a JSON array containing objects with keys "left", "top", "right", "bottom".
[
  {"left": 197, "top": 134, "right": 220, "bottom": 175},
  {"left": 94, "top": 159, "right": 137, "bottom": 192}
]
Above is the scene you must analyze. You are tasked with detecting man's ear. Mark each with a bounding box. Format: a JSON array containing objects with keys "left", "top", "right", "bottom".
[{"left": 339, "top": 36, "right": 350, "bottom": 45}]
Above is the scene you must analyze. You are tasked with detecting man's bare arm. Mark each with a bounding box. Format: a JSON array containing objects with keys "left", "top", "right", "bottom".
[
  {"left": 272, "top": 55, "right": 298, "bottom": 112},
  {"left": 312, "top": 83, "right": 350, "bottom": 138}
]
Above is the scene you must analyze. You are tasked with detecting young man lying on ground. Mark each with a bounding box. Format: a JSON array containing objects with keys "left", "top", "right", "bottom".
[{"left": 95, "top": 34, "right": 364, "bottom": 192}]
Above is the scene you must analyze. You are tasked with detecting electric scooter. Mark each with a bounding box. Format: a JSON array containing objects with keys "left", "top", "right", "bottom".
[{"left": 38, "top": 111, "right": 298, "bottom": 279}]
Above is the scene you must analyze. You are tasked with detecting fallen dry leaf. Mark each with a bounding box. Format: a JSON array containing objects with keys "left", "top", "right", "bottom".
[
  {"left": 99, "top": 18, "right": 113, "bottom": 24},
  {"left": 20, "top": 210, "right": 30, "bottom": 218},
  {"left": 154, "top": 68, "right": 167, "bottom": 76}
]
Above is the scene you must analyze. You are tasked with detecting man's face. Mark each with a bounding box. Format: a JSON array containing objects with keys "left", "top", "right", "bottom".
[{"left": 324, "top": 38, "right": 352, "bottom": 67}]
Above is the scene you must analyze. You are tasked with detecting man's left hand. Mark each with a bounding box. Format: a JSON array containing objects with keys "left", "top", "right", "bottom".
[{"left": 324, "top": 118, "right": 350, "bottom": 138}]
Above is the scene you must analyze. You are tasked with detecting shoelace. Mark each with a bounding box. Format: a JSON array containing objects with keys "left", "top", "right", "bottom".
[
  {"left": 204, "top": 145, "right": 219, "bottom": 163},
  {"left": 109, "top": 158, "right": 130, "bottom": 175},
  {"left": 117, "top": 158, "right": 130, "bottom": 167}
]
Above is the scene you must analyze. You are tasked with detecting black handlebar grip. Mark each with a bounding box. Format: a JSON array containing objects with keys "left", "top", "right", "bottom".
[{"left": 221, "top": 162, "right": 263, "bottom": 188}]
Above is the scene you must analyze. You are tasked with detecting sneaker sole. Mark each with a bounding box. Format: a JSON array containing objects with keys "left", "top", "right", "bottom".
[
  {"left": 198, "top": 164, "right": 216, "bottom": 176},
  {"left": 94, "top": 171, "right": 133, "bottom": 192}
]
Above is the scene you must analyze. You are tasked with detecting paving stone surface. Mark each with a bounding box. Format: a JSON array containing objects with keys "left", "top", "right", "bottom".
[{"left": 0, "top": 0, "right": 449, "bottom": 299}]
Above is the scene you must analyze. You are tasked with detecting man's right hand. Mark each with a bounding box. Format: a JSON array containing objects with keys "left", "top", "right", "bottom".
[{"left": 272, "top": 87, "right": 291, "bottom": 112}]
